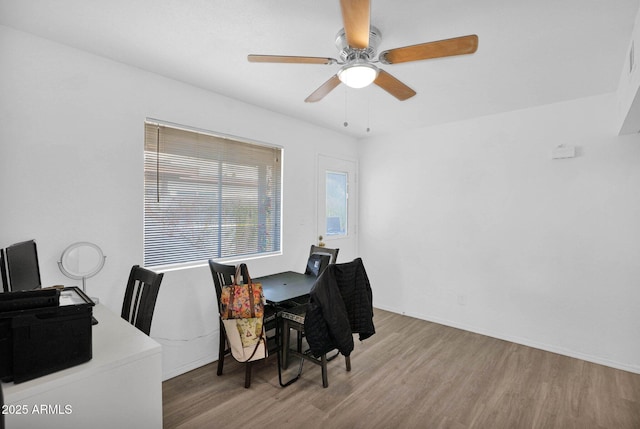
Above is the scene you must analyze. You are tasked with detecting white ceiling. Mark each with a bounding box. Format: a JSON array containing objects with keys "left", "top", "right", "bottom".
[{"left": 1, "top": 0, "right": 638, "bottom": 138}]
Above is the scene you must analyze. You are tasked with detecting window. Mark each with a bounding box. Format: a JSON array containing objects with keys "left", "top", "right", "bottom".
[
  {"left": 143, "top": 122, "right": 282, "bottom": 267},
  {"left": 325, "top": 171, "right": 348, "bottom": 236}
]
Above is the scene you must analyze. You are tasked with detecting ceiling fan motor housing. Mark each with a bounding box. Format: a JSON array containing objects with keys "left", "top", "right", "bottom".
[{"left": 335, "top": 26, "right": 381, "bottom": 63}]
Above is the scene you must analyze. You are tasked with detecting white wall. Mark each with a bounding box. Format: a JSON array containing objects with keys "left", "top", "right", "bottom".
[
  {"left": 4, "top": 22, "right": 640, "bottom": 381},
  {"left": 0, "top": 25, "right": 358, "bottom": 379},
  {"left": 359, "top": 93, "right": 640, "bottom": 373}
]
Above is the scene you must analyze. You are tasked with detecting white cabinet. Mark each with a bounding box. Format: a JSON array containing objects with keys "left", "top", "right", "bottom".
[{"left": 2, "top": 304, "right": 163, "bottom": 429}]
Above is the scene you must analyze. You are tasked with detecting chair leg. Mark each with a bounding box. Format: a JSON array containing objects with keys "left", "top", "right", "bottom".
[
  {"left": 321, "top": 354, "right": 328, "bottom": 388},
  {"left": 345, "top": 355, "right": 351, "bottom": 372},
  {"left": 282, "top": 319, "right": 291, "bottom": 369},
  {"left": 217, "top": 328, "right": 226, "bottom": 376},
  {"left": 296, "top": 331, "right": 303, "bottom": 353},
  {"left": 217, "top": 355, "right": 224, "bottom": 376},
  {"left": 276, "top": 317, "right": 304, "bottom": 387},
  {"left": 244, "top": 362, "right": 252, "bottom": 388}
]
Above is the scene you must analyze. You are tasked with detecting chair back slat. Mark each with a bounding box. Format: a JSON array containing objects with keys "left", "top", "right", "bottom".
[{"left": 121, "top": 265, "right": 164, "bottom": 336}]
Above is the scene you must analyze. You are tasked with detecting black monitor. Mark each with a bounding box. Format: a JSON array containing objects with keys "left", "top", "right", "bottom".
[{"left": 5, "top": 240, "right": 42, "bottom": 292}]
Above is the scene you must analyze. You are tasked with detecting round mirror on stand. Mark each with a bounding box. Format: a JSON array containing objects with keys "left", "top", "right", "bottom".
[{"left": 58, "top": 242, "right": 106, "bottom": 303}]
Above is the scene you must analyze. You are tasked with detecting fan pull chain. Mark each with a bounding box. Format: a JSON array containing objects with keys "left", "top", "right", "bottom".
[
  {"left": 343, "top": 87, "right": 349, "bottom": 127},
  {"left": 366, "top": 93, "right": 371, "bottom": 133}
]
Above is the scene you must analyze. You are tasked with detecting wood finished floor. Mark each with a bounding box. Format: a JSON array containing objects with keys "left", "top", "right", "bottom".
[{"left": 162, "top": 309, "right": 640, "bottom": 429}]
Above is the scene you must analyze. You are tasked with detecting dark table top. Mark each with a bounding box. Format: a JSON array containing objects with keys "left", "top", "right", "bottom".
[{"left": 254, "top": 271, "right": 317, "bottom": 305}]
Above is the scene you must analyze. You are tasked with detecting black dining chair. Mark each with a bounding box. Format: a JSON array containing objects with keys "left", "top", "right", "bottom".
[
  {"left": 307, "top": 245, "right": 339, "bottom": 267},
  {"left": 277, "top": 258, "right": 374, "bottom": 388},
  {"left": 278, "top": 305, "right": 350, "bottom": 388},
  {"left": 297, "top": 245, "right": 339, "bottom": 300},
  {"left": 208, "top": 260, "right": 277, "bottom": 388},
  {"left": 121, "top": 265, "right": 164, "bottom": 336}
]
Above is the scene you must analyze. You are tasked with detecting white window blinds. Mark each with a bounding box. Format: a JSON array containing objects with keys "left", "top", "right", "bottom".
[{"left": 143, "top": 122, "right": 282, "bottom": 267}]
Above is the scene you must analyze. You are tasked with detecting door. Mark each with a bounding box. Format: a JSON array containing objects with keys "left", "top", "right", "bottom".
[{"left": 317, "top": 155, "right": 358, "bottom": 262}]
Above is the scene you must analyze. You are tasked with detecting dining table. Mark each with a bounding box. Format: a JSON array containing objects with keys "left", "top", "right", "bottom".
[{"left": 254, "top": 271, "right": 317, "bottom": 306}]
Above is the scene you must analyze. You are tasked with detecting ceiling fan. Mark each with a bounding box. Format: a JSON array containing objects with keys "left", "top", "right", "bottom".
[{"left": 248, "top": 0, "right": 478, "bottom": 103}]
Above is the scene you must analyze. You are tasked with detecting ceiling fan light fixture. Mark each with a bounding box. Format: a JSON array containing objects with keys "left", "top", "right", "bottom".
[{"left": 338, "top": 62, "right": 379, "bottom": 88}]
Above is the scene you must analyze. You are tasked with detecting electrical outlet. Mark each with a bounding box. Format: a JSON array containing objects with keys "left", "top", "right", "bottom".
[
  {"left": 552, "top": 145, "right": 576, "bottom": 159},
  {"left": 457, "top": 294, "right": 466, "bottom": 306}
]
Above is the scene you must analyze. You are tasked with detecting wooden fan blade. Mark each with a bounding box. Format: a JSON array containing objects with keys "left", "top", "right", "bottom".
[
  {"left": 305, "top": 75, "right": 342, "bottom": 103},
  {"left": 374, "top": 70, "right": 416, "bottom": 101},
  {"left": 340, "top": 0, "right": 370, "bottom": 49},
  {"left": 248, "top": 54, "right": 336, "bottom": 65},
  {"left": 379, "top": 34, "right": 479, "bottom": 64}
]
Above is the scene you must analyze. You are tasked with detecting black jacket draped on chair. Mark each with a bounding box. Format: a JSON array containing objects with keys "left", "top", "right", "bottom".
[{"left": 304, "top": 258, "right": 375, "bottom": 357}]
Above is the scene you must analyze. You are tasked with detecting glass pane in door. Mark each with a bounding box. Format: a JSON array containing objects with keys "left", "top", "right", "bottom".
[{"left": 326, "top": 171, "right": 347, "bottom": 236}]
